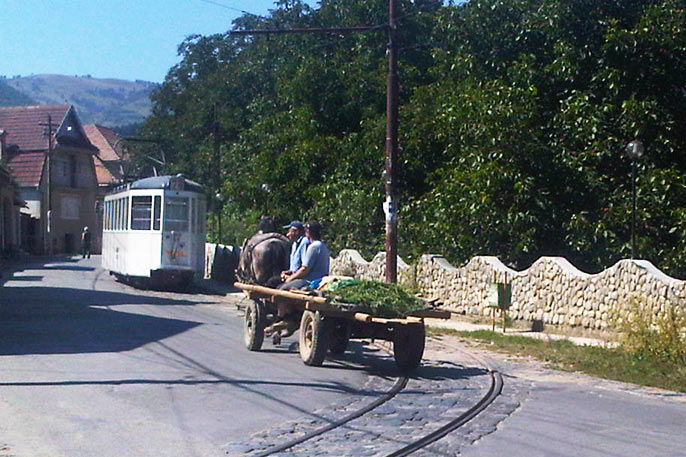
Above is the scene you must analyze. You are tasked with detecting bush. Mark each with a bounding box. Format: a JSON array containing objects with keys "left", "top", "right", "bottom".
[{"left": 615, "top": 297, "right": 686, "bottom": 365}]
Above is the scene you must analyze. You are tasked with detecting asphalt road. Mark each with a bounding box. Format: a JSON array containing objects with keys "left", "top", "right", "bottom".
[
  {"left": 0, "top": 256, "right": 373, "bottom": 457},
  {"left": 2, "top": 256, "right": 685, "bottom": 457}
]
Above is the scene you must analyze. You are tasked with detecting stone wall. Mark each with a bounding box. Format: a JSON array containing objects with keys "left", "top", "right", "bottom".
[
  {"left": 205, "top": 243, "right": 240, "bottom": 283},
  {"left": 330, "top": 250, "right": 686, "bottom": 331}
]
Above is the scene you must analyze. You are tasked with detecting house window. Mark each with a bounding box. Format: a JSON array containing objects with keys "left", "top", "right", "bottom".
[
  {"left": 61, "top": 195, "right": 80, "bottom": 220},
  {"left": 70, "top": 156, "right": 77, "bottom": 187}
]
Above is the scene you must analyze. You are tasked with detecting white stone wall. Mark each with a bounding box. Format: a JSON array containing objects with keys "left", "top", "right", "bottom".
[{"left": 330, "top": 251, "right": 686, "bottom": 331}]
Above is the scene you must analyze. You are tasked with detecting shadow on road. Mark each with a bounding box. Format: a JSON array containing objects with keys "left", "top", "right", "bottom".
[
  {"left": 0, "top": 286, "right": 207, "bottom": 356},
  {"left": 324, "top": 340, "right": 490, "bottom": 383},
  {"left": 33, "top": 264, "right": 96, "bottom": 271}
]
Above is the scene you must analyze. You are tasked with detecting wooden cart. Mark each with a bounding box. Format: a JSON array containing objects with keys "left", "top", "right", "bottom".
[{"left": 234, "top": 282, "right": 450, "bottom": 371}]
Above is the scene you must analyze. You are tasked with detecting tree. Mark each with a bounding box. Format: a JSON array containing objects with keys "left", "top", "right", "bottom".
[{"left": 139, "top": 0, "right": 686, "bottom": 278}]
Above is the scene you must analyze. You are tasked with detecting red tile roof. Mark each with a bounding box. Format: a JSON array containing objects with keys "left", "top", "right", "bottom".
[
  {"left": 6, "top": 151, "right": 45, "bottom": 187},
  {"left": 0, "top": 105, "right": 69, "bottom": 151},
  {"left": 83, "top": 124, "right": 126, "bottom": 186},
  {"left": 0, "top": 104, "right": 96, "bottom": 187},
  {"left": 93, "top": 154, "right": 119, "bottom": 186},
  {"left": 83, "top": 124, "right": 123, "bottom": 161}
]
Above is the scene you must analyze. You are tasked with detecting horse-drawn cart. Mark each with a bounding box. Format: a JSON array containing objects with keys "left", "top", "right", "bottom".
[{"left": 234, "top": 281, "right": 450, "bottom": 371}]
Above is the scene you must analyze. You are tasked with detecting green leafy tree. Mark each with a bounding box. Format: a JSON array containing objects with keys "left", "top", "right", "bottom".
[{"left": 138, "top": 0, "right": 686, "bottom": 279}]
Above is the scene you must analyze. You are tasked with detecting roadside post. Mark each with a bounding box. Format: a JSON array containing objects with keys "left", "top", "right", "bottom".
[{"left": 487, "top": 273, "right": 512, "bottom": 332}]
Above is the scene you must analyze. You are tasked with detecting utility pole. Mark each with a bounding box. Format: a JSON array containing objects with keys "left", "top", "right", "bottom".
[
  {"left": 40, "top": 115, "right": 56, "bottom": 254},
  {"left": 232, "top": 0, "right": 400, "bottom": 282},
  {"left": 384, "top": 0, "right": 399, "bottom": 283},
  {"left": 213, "top": 103, "right": 223, "bottom": 243}
]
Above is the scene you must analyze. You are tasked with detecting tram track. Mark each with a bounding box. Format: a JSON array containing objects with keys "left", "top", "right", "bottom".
[
  {"left": 231, "top": 337, "right": 504, "bottom": 457},
  {"left": 381, "top": 337, "right": 503, "bottom": 457},
  {"left": 251, "top": 374, "right": 409, "bottom": 457}
]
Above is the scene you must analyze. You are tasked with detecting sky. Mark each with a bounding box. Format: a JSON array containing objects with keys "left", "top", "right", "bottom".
[{"left": 0, "top": 0, "right": 312, "bottom": 83}]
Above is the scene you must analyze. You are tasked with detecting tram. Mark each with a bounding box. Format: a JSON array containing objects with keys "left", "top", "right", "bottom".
[{"left": 101, "top": 174, "right": 207, "bottom": 288}]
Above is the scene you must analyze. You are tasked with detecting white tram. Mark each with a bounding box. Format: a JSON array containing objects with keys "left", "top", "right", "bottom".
[{"left": 101, "top": 174, "right": 206, "bottom": 288}]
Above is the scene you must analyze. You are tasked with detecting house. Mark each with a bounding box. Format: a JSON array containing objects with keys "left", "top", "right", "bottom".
[
  {"left": 0, "top": 105, "right": 99, "bottom": 255},
  {"left": 83, "top": 124, "right": 129, "bottom": 189},
  {"left": 0, "top": 130, "right": 22, "bottom": 256},
  {"left": 83, "top": 124, "right": 131, "bottom": 253}
]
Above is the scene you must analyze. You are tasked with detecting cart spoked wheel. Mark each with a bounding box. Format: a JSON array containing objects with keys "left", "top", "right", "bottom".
[
  {"left": 299, "top": 310, "right": 331, "bottom": 366},
  {"left": 393, "top": 323, "right": 426, "bottom": 372},
  {"left": 328, "top": 319, "right": 351, "bottom": 356},
  {"left": 244, "top": 299, "right": 265, "bottom": 351}
]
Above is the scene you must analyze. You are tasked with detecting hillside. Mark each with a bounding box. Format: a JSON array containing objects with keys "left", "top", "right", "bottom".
[
  {"left": 0, "top": 79, "right": 36, "bottom": 106},
  {"left": 2, "top": 74, "right": 157, "bottom": 128}
]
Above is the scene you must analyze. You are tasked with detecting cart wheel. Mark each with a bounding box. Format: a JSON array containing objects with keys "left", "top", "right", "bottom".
[
  {"left": 328, "top": 319, "right": 351, "bottom": 355},
  {"left": 244, "top": 300, "right": 265, "bottom": 351},
  {"left": 299, "top": 310, "right": 330, "bottom": 366},
  {"left": 393, "top": 323, "right": 425, "bottom": 372}
]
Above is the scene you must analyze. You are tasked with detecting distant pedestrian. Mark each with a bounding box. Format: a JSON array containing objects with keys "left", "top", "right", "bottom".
[{"left": 81, "top": 227, "right": 91, "bottom": 259}]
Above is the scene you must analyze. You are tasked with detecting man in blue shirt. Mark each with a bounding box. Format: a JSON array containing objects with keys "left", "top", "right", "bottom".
[
  {"left": 280, "top": 220, "right": 310, "bottom": 282},
  {"left": 281, "top": 220, "right": 330, "bottom": 289}
]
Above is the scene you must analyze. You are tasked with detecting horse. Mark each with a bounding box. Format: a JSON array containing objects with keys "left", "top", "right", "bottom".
[{"left": 236, "top": 217, "right": 290, "bottom": 287}]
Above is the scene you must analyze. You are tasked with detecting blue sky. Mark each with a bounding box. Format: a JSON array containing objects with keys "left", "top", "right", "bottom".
[{"left": 0, "top": 0, "right": 314, "bottom": 83}]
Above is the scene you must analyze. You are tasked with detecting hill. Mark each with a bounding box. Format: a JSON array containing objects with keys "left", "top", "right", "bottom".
[
  {"left": 2, "top": 74, "right": 157, "bottom": 128},
  {"left": 0, "top": 79, "right": 36, "bottom": 106}
]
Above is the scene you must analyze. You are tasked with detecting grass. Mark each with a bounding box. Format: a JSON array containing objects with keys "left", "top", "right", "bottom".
[
  {"left": 326, "top": 279, "right": 426, "bottom": 318},
  {"left": 429, "top": 328, "right": 686, "bottom": 393}
]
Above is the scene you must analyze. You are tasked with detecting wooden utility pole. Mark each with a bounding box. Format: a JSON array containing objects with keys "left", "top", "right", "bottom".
[
  {"left": 232, "top": 0, "right": 401, "bottom": 282},
  {"left": 40, "top": 115, "right": 56, "bottom": 254},
  {"left": 384, "top": 0, "right": 399, "bottom": 283},
  {"left": 213, "top": 103, "right": 223, "bottom": 243}
]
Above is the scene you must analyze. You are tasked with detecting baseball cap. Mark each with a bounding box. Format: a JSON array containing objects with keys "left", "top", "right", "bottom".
[{"left": 283, "top": 220, "right": 304, "bottom": 230}]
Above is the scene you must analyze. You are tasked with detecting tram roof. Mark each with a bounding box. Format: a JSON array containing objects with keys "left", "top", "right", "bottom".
[{"left": 111, "top": 174, "right": 203, "bottom": 194}]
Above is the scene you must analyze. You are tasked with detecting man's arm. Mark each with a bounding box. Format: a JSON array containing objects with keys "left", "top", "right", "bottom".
[{"left": 285, "top": 265, "right": 310, "bottom": 283}]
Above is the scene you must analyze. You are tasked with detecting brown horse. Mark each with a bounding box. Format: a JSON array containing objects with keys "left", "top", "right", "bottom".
[{"left": 236, "top": 219, "right": 290, "bottom": 286}]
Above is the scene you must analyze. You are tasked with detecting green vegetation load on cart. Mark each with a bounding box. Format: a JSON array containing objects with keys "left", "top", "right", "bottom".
[{"left": 325, "top": 279, "right": 425, "bottom": 318}]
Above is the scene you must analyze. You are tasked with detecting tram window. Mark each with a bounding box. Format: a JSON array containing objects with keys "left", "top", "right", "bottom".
[
  {"left": 104, "top": 201, "right": 108, "bottom": 230},
  {"left": 124, "top": 197, "right": 129, "bottom": 230},
  {"left": 113, "top": 199, "right": 118, "bottom": 230},
  {"left": 120, "top": 198, "right": 125, "bottom": 230},
  {"left": 119, "top": 198, "right": 126, "bottom": 230},
  {"left": 118, "top": 198, "right": 124, "bottom": 230},
  {"left": 153, "top": 196, "right": 161, "bottom": 230},
  {"left": 164, "top": 197, "right": 189, "bottom": 232},
  {"left": 131, "top": 196, "right": 153, "bottom": 230},
  {"left": 116, "top": 198, "right": 120, "bottom": 230}
]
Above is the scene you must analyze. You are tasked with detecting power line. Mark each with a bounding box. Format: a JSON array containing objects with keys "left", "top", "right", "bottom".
[{"left": 193, "top": 0, "right": 264, "bottom": 18}]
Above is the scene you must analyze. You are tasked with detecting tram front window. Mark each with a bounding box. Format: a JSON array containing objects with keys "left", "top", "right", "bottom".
[
  {"left": 164, "top": 197, "right": 189, "bottom": 232},
  {"left": 131, "top": 196, "right": 152, "bottom": 230}
]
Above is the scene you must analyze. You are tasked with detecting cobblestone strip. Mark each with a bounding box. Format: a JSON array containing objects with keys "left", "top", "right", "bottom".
[
  {"left": 223, "top": 354, "right": 529, "bottom": 457},
  {"left": 222, "top": 369, "right": 397, "bottom": 456}
]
